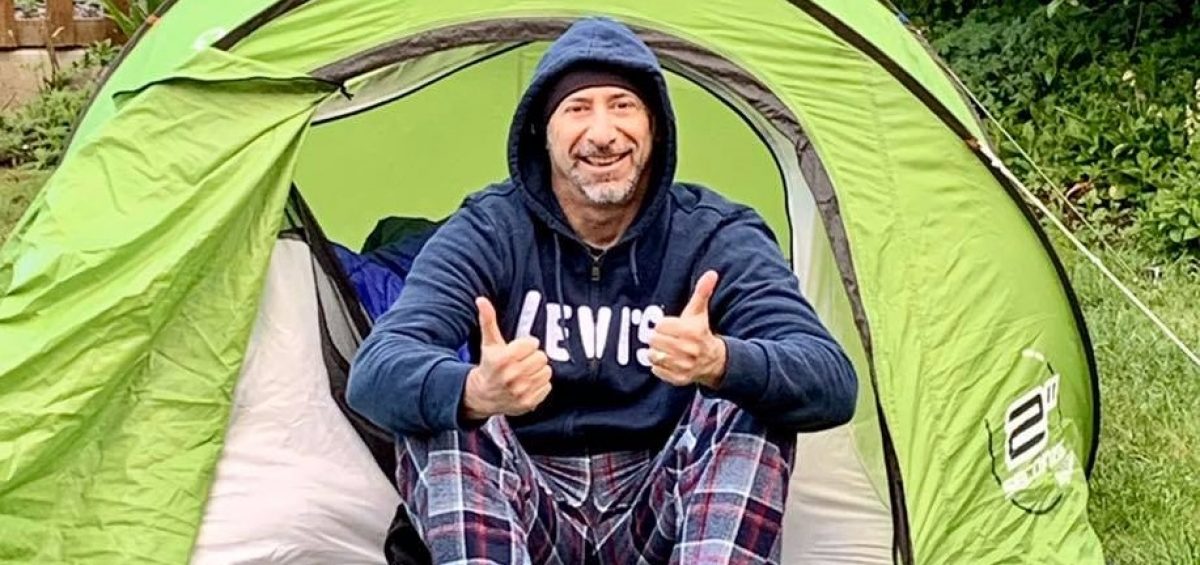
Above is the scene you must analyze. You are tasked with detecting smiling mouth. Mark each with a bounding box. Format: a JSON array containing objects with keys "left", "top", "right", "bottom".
[{"left": 578, "top": 152, "right": 630, "bottom": 168}]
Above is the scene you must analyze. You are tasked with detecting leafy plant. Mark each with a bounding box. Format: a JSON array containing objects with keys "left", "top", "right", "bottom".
[
  {"left": 99, "top": 0, "right": 168, "bottom": 38},
  {"left": 1143, "top": 155, "right": 1200, "bottom": 252},
  {"left": 900, "top": 1, "right": 1200, "bottom": 257},
  {"left": 0, "top": 41, "right": 118, "bottom": 170}
]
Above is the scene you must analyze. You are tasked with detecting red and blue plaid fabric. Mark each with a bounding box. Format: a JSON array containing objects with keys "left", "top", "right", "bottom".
[{"left": 394, "top": 393, "right": 796, "bottom": 564}]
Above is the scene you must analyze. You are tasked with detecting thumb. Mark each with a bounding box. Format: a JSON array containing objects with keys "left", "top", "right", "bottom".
[
  {"left": 476, "top": 297, "right": 506, "bottom": 346},
  {"left": 683, "top": 270, "right": 719, "bottom": 317}
]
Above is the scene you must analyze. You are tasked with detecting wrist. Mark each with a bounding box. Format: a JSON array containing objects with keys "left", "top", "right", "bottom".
[
  {"left": 461, "top": 367, "right": 491, "bottom": 421},
  {"left": 698, "top": 335, "right": 728, "bottom": 389}
]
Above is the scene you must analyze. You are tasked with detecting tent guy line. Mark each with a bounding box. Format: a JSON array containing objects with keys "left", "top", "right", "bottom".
[
  {"left": 941, "top": 60, "right": 1141, "bottom": 281},
  {"left": 981, "top": 143, "right": 1200, "bottom": 369},
  {"left": 939, "top": 55, "right": 1200, "bottom": 369}
]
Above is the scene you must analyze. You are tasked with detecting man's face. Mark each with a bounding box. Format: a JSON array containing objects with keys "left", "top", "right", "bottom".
[{"left": 546, "top": 86, "right": 653, "bottom": 206}]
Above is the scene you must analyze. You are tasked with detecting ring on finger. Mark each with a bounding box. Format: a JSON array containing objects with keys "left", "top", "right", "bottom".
[{"left": 650, "top": 349, "right": 668, "bottom": 364}]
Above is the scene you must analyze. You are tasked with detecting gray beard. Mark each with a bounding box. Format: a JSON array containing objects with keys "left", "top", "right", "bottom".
[
  {"left": 573, "top": 175, "right": 637, "bottom": 205},
  {"left": 569, "top": 157, "right": 647, "bottom": 206}
]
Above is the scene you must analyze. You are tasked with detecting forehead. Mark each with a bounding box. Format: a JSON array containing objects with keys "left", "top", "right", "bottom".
[{"left": 561, "top": 85, "right": 643, "bottom": 104}]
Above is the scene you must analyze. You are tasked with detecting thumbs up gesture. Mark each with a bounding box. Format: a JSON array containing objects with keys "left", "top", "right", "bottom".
[
  {"left": 462, "top": 297, "right": 553, "bottom": 420},
  {"left": 648, "top": 271, "right": 728, "bottom": 389}
]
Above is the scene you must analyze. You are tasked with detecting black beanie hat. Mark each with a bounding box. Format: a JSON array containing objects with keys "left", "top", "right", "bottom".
[{"left": 541, "top": 65, "right": 652, "bottom": 125}]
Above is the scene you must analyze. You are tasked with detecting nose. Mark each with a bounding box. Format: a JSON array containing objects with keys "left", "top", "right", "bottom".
[{"left": 583, "top": 109, "right": 618, "bottom": 149}]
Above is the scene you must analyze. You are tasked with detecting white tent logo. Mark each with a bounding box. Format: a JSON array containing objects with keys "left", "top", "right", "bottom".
[{"left": 999, "top": 349, "right": 1078, "bottom": 500}]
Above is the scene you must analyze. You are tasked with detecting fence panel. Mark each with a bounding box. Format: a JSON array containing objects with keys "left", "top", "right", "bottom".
[{"left": 1, "top": 0, "right": 123, "bottom": 48}]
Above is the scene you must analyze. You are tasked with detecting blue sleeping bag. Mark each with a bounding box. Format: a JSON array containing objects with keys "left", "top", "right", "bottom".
[{"left": 333, "top": 217, "right": 470, "bottom": 362}]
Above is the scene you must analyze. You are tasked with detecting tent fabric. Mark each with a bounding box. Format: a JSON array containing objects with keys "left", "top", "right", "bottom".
[
  {"left": 788, "top": 427, "right": 893, "bottom": 564},
  {"left": 192, "top": 238, "right": 397, "bottom": 565},
  {"left": 0, "top": 50, "right": 332, "bottom": 563},
  {"left": 66, "top": 1, "right": 984, "bottom": 155},
  {"left": 0, "top": 2, "right": 1103, "bottom": 564},
  {"left": 282, "top": 14, "right": 1099, "bottom": 561}
]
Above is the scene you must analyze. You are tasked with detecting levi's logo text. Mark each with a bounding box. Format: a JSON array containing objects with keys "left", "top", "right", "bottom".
[{"left": 513, "top": 290, "right": 664, "bottom": 366}]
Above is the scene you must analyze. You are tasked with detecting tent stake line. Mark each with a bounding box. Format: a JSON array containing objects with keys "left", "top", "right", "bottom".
[{"left": 981, "top": 144, "right": 1200, "bottom": 370}]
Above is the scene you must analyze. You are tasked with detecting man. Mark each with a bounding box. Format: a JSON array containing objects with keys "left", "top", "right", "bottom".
[{"left": 348, "top": 17, "right": 857, "bottom": 564}]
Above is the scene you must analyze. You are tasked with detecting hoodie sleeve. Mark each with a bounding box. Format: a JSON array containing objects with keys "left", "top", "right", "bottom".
[
  {"left": 698, "top": 208, "right": 858, "bottom": 433},
  {"left": 347, "top": 202, "right": 507, "bottom": 436}
]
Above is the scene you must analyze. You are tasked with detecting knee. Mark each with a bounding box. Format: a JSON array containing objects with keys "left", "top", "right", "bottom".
[
  {"left": 685, "top": 394, "right": 797, "bottom": 461},
  {"left": 674, "top": 401, "right": 795, "bottom": 515},
  {"left": 403, "top": 417, "right": 518, "bottom": 458},
  {"left": 395, "top": 417, "right": 523, "bottom": 489}
]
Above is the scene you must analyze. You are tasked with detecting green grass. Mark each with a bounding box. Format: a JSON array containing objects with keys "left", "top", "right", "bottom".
[
  {"left": 1060, "top": 236, "right": 1200, "bottom": 564},
  {"left": 0, "top": 170, "right": 49, "bottom": 241},
  {"left": 1, "top": 171, "right": 1197, "bottom": 562}
]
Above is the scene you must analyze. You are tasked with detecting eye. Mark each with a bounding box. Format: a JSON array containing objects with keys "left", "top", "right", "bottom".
[{"left": 614, "top": 99, "right": 636, "bottom": 111}]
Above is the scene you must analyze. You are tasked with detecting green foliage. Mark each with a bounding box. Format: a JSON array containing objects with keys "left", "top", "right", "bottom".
[
  {"left": 1145, "top": 156, "right": 1200, "bottom": 248},
  {"left": 0, "top": 40, "right": 117, "bottom": 170},
  {"left": 1045, "top": 0, "right": 1081, "bottom": 17},
  {"left": 900, "top": 1, "right": 1200, "bottom": 257},
  {"left": 99, "top": 0, "right": 169, "bottom": 38},
  {"left": 902, "top": 0, "right": 1200, "bottom": 21}
]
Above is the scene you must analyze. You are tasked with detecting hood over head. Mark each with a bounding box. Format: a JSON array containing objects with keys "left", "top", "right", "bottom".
[{"left": 507, "top": 17, "right": 678, "bottom": 246}]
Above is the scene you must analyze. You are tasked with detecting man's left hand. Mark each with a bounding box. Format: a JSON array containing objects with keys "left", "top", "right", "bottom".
[{"left": 648, "top": 270, "right": 727, "bottom": 389}]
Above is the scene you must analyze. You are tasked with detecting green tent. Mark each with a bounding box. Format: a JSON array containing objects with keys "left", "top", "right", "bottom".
[{"left": 0, "top": 1, "right": 1104, "bottom": 563}]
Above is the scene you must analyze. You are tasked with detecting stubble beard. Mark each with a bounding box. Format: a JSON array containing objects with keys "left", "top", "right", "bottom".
[{"left": 569, "top": 153, "right": 647, "bottom": 206}]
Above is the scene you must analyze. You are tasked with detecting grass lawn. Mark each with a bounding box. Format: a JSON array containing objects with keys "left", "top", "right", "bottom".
[
  {"left": 0, "top": 169, "right": 48, "bottom": 242},
  {"left": 1, "top": 170, "right": 1197, "bottom": 562},
  {"left": 1064, "top": 238, "right": 1200, "bottom": 563}
]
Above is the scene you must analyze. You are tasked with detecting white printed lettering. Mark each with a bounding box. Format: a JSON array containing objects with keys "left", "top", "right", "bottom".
[
  {"left": 617, "top": 307, "right": 632, "bottom": 366},
  {"left": 578, "top": 306, "right": 613, "bottom": 360},
  {"left": 545, "top": 304, "right": 573, "bottom": 362},
  {"left": 515, "top": 290, "right": 542, "bottom": 338},
  {"left": 635, "top": 305, "right": 664, "bottom": 367}
]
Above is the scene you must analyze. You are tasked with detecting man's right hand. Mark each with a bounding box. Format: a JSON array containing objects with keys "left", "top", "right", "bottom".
[{"left": 462, "top": 297, "right": 553, "bottom": 421}]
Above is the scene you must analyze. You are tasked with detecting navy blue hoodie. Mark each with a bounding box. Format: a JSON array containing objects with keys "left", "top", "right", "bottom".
[{"left": 348, "top": 18, "right": 857, "bottom": 455}]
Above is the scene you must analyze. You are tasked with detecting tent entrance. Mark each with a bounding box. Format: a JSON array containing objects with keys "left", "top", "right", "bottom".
[
  {"left": 192, "top": 188, "right": 417, "bottom": 563},
  {"left": 288, "top": 26, "right": 904, "bottom": 563}
]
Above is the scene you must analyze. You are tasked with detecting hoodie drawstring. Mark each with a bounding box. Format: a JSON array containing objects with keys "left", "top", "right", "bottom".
[
  {"left": 629, "top": 240, "right": 641, "bottom": 288},
  {"left": 553, "top": 233, "right": 566, "bottom": 316}
]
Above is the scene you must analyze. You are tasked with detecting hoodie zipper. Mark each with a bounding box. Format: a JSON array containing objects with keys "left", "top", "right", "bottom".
[{"left": 588, "top": 252, "right": 603, "bottom": 375}]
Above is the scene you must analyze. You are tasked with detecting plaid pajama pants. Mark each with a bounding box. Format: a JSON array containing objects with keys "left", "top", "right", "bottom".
[{"left": 394, "top": 393, "right": 796, "bottom": 564}]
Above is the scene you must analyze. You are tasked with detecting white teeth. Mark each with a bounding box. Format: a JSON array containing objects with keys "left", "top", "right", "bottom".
[{"left": 583, "top": 154, "right": 624, "bottom": 166}]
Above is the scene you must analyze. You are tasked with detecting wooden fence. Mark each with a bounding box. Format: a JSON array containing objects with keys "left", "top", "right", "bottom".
[{"left": 0, "top": 0, "right": 126, "bottom": 49}]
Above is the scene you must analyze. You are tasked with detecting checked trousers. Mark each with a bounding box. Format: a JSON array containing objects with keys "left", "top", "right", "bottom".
[{"left": 394, "top": 393, "right": 796, "bottom": 564}]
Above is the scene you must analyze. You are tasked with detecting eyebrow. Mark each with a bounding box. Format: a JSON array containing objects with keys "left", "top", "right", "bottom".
[{"left": 563, "top": 91, "right": 639, "bottom": 105}]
